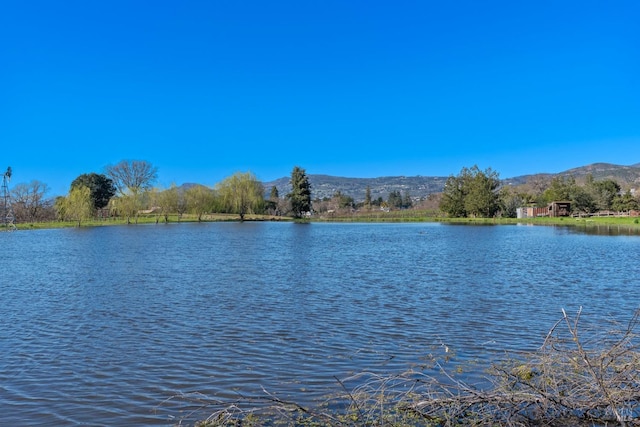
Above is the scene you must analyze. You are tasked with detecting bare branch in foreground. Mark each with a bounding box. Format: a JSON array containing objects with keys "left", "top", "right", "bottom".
[{"left": 164, "top": 309, "right": 640, "bottom": 426}]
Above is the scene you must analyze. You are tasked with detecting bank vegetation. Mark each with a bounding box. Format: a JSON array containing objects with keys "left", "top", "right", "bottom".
[
  {"left": 4, "top": 160, "right": 640, "bottom": 232},
  {"left": 167, "top": 309, "right": 640, "bottom": 426}
]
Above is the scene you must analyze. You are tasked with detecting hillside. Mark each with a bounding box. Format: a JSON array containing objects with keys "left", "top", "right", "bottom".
[
  {"left": 503, "top": 163, "right": 640, "bottom": 188},
  {"left": 264, "top": 163, "right": 640, "bottom": 202},
  {"left": 263, "top": 174, "right": 449, "bottom": 202}
]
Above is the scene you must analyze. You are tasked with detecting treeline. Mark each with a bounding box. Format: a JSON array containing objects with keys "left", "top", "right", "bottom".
[
  {"left": 440, "top": 165, "right": 640, "bottom": 218},
  {"left": 6, "top": 161, "right": 312, "bottom": 225},
  {"left": 312, "top": 188, "right": 415, "bottom": 216},
  {"left": 6, "top": 161, "right": 640, "bottom": 224}
]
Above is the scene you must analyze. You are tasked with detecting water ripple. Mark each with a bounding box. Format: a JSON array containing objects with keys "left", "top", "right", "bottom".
[{"left": 1, "top": 223, "right": 639, "bottom": 425}]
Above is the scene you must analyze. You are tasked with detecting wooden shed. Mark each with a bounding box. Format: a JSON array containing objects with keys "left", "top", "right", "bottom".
[
  {"left": 548, "top": 201, "right": 571, "bottom": 217},
  {"left": 517, "top": 201, "right": 572, "bottom": 218}
]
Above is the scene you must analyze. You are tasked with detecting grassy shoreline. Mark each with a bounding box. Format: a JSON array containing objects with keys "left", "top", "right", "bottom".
[
  {"left": 3, "top": 211, "right": 640, "bottom": 232},
  {"left": 2, "top": 213, "right": 290, "bottom": 231},
  {"left": 314, "top": 210, "right": 640, "bottom": 228}
]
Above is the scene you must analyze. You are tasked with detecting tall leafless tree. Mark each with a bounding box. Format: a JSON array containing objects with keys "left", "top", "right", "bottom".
[
  {"left": 105, "top": 160, "right": 158, "bottom": 196},
  {"left": 11, "top": 180, "right": 51, "bottom": 222}
]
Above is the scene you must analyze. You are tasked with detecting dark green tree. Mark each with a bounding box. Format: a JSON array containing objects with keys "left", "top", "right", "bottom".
[
  {"left": 571, "top": 186, "right": 596, "bottom": 214},
  {"left": 586, "top": 176, "right": 621, "bottom": 211},
  {"left": 387, "top": 190, "right": 403, "bottom": 209},
  {"left": 440, "top": 166, "right": 500, "bottom": 218},
  {"left": 265, "top": 185, "right": 280, "bottom": 215},
  {"left": 269, "top": 186, "right": 279, "bottom": 201},
  {"left": 612, "top": 190, "right": 639, "bottom": 212},
  {"left": 287, "top": 166, "right": 311, "bottom": 218},
  {"left": 440, "top": 171, "right": 468, "bottom": 217},
  {"left": 71, "top": 173, "right": 116, "bottom": 210},
  {"left": 541, "top": 176, "right": 576, "bottom": 205},
  {"left": 332, "top": 191, "right": 354, "bottom": 209},
  {"left": 499, "top": 187, "right": 527, "bottom": 218},
  {"left": 464, "top": 166, "right": 500, "bottom": 217},
  {"left": 539, "top": 175, "right": 598, "bottom": 214},
  {"left": 402, "top": 191, "right": 413, "bottom": 209},
  {"left": 364, "top": 186, "right": 372, "bottom": 209}
]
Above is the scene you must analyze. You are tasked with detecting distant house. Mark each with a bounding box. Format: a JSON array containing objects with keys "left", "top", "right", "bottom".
[{"left": 517, "top": 201, "right": 571, "bottom": 218}]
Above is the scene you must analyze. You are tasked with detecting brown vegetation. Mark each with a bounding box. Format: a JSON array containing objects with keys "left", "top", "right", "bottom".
[{"left": 166, "top": 309, "right": 640, "bottom": 426}]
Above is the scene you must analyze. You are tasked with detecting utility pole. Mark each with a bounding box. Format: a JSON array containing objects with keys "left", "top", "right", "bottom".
[{"left": 2, "top": 167, "right": 16, "bottom": 230}]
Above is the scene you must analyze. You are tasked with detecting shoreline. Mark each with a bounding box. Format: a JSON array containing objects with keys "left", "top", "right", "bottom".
[{"left": 3, "top": 212, "right": 640, "bottom": 233}]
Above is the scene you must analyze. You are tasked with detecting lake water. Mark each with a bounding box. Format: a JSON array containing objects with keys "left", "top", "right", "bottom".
[{"left": 1, "top": 222, "right": 639, "bottom": 425}]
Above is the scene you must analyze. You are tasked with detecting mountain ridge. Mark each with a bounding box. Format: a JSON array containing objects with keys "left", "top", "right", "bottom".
[{"left": 263, "top": 163, "right": 640, "bottom": 202}]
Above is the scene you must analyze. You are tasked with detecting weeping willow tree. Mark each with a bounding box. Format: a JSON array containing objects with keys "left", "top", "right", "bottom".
[
  {"left": 185, "top": 185, "right": 215, "bottom": 222},
  {"left": 216, "top": 172, "right": 265, "bottom": 220},
  {"left": 59, "top": 185, "right": 93, "bottom": 226}
]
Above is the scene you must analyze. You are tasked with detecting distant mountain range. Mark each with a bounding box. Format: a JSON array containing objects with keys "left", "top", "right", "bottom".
[{"left": 263, "top": 163, "right": 640, "bottom": 202}]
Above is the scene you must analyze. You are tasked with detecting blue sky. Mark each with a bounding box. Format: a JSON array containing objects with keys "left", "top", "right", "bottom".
[{"left": 2, "top": 1, "right": 639, "bottom": 196}]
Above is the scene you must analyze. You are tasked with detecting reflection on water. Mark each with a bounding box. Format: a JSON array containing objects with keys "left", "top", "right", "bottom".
[
  {"left": 449, "top": 220, "right": 640, "bottom": 236},
  {"left": 567, "top": 224, "right": 640, "bottom": 236},
  {"left": 1, "top": 222, "right": 639, "bottom": 425}
]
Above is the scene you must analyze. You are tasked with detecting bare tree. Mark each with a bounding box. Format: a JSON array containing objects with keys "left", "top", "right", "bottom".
[
  {"left": 105, "top": 160, "right": 158, "bottom": 196},
  {"left": 11, "top": 180, "right": 50, "bottom": 222}
]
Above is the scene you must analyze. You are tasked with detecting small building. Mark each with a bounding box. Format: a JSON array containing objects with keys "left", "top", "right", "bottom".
[
  {"left": 517, "top": 206, "right": 550, "bottom": 218},
  {"left": 547, "top": 201, "right": 571, "bottom": 217},
  {"left": 517, "top": 201, "right": 571, "bottom": 218}
]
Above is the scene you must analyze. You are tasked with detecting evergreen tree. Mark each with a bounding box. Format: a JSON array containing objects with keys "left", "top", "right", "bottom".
[
  {"left": 464, "top": 166, "right": 500, "bottom": 217},
  {"left": 402, "top": 191, "right": 413, "bottom": 209},
  {"left": 269, "top": 186, "right": 279, "bottom": 201},
  {"left": 287, "top": 166, "right": 311, "bottom": 218},
  {"left": 612, "top": 190, "right": 639, "bottom": 212},
  {"left": 440, "top": 166, "right": 500, "bottom": 218},
  {"left": 440, "top": 168, "right": 470, "bottom": 217},
  {"left": 499, "top": 187, "right": 527, "bottom": 218},
  {"left": 364, "top": 186, "right": 372, "bottom": 209},
  {"left": 332, "top": 191, "right": 354, "bottom": 209},
  {"left": 387, "top": 190, "right": 403, "bottom": 209},
  {"left": 71, "top": 173, "right": 116, "bottom": 210},
  {"left": 586, "top": 176, "right": 621, "bottom": 211},
  {"left": 542, "top": 176, "right": 576, "bottom": 204}
]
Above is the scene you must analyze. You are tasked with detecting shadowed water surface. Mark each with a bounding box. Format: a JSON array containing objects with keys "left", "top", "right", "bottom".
[{"left": 1, "top": 222, "right": 639, "bottom": 425}]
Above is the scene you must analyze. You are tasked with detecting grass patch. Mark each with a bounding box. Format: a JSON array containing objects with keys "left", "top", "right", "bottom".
[
  {"left": 317, "top": 211, "right": 640, "bottom": 232},
  {"left": 6, "top": 212, "right": 640, "bottom": 233},
  {"left": 5, "top": 214, "right": 291, "bottom": 230}
]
